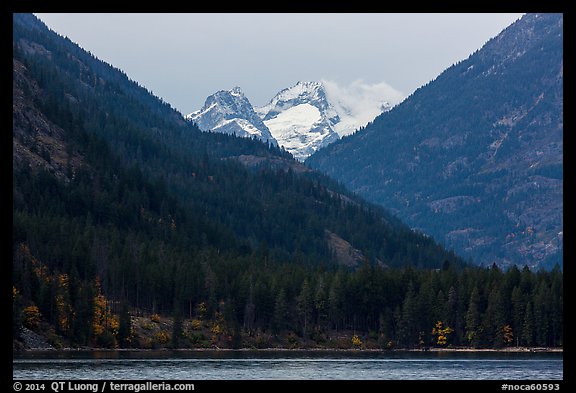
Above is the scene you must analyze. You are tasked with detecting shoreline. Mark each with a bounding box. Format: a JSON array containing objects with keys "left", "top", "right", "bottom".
[{"left": 14, "top": 346, "right": 563, "bottom": 354}]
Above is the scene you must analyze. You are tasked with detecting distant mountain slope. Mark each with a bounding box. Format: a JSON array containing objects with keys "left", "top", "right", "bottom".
[{"left": 308, "top": 13, "right": 563, "bottom": 270}]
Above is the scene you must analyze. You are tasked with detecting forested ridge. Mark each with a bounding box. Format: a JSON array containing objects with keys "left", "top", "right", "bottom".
[
  {"left": 307, "top": 13, "right": 563, "bottom": 271},
  {"left": 12, "top": 13, "right": 562, "bottom": 350}
]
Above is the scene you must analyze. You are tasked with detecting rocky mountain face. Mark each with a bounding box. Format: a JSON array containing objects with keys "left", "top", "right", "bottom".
[
  {"left": 307, "top": 13, "right": 563, "bottom": 270},
  {"left": 188, "top": 81, "right": 393, "bottom": 161},
  {"left": 186, "top": 87, "right": 277, "bottom": 145},
  {"left": 13, "top": 57, "right": 84, "bottom": 182}
]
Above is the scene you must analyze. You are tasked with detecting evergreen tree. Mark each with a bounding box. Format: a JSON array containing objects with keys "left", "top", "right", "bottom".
[
  {"left": 483, "top": 288, "right": 506, "bottom": 348},
  {"left": 465, "top": 287, "right": 482, "bottom": 347},
  {"left": 510, "top": 286, "right": 525, "bottom": 347},
  {"left": 171, "top": 306, "right": 183, "bottom": 349},
  {"left": 118, "top": 303, "right": 132, "bottom": 348},
  {"left": 446, "top": 286, "right": 461, "bottom": 345},
  {"left": 522, "top": 301, "right": 535, "bottom": 346},
  {"left": 398, "top": 283, "right": 418, "bottom": 347},
  {"left": 328, "top": 272, "right": 344, "bottom": 331},
  {"left": 13, "top": 287, "right": 23, "bottom": 341},
  {"left": 272, "top": 288, "right": 288, "bottom": 334},
  {"left": 243, "top": 283, "right": 256, "bottom": 337},
  {"left": 298, "top": 279, "right": 313, "bottom": 339},
  {"left": 314, "top": 276, "right": 329, "bottom": 330}
]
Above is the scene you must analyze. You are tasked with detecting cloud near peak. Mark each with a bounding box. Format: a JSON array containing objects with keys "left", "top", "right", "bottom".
[{"left": 321, "top": 79, "right": 405, "bottom": 136}]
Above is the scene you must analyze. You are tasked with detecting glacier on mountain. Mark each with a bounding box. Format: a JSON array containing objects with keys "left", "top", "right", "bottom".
[{"left": 256, "top": 81, "right": 340, "bottom": 161}]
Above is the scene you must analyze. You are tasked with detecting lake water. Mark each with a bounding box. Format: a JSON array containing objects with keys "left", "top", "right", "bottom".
[{"left": 13, "top": 350, "right": 563, "bottom": 380}]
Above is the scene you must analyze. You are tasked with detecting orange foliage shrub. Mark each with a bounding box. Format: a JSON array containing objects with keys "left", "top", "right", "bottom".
[{"left": 23, "top": 305, "right": 42, "bottom": 329}]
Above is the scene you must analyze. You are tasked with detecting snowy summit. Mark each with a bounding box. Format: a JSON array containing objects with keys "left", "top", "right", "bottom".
[
  {"left": 186, "top": 87, "right": 277, "bottom": 146},
  {"left": 256, "top": 81, "right": 340, "bottom": 161},
  {"left": 187, "top": 81, "right": 400, "bottom": 161}
]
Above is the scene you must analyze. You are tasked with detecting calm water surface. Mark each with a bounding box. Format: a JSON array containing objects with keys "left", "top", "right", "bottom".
[{"left": 13, "top": 350, "right": 563, "bottom": 380}]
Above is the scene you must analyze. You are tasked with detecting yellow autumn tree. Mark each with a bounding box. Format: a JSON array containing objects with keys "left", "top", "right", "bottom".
[
  {"left": 23, "top": 305, "right": 42, "bottom": 330},
  {"left": 432, "top": 321, "right": 454, "bottom": 346},
  {"left": 196, "top": 302, "right": 207, "bottom": 319},
  {"left": 55, "top": 273, "right": 72, "bottom": 333},
  {"left": 109, "top": 314, "right": 120, "bottom": 335},
  {"left": 352, "top": 334, "right": 363, "bottom": 348},
  {"left": 154, "top": 331, "right": 170, "bottom": 345},
  {"left": 93, "top": 294, "right": 107, "bottom": 336},
  {"left": 191, "top": 319, "right": 202, "bottom": 330},
  {"left": 22, "top": 244, "right": 50, "bottom": 285},
  {"left": 502, "top": 324, "right": 514, "bottom": 345},
  {"left": 92, "top": 278, "right": 117, "bottom": 338}
]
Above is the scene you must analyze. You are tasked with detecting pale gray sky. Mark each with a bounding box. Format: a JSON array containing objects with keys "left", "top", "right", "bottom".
[{"left": 35, "top": 13, "right": 524, "bottom": 115}]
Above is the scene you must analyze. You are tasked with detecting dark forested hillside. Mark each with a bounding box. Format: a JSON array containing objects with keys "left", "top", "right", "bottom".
[
  {"left": 308, "top": 13, "right": 563, "bottom": 271},
  {"left": 12, "top": 14, "right": 562, "bottom": 350}
]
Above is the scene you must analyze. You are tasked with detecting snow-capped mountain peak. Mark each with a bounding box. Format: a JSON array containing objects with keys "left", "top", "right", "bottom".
[
  {"left": 186, "top": 87, "right": 277, "bottom": 145},
  {"left": 187, "top": 81, "right": 402, "bottom": 161},
  {"left": 257, "top": 81, "right": 335, "bottom": 120},
  {"left": 256, "top": 81, "right": 340, "bottom": 161}
]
